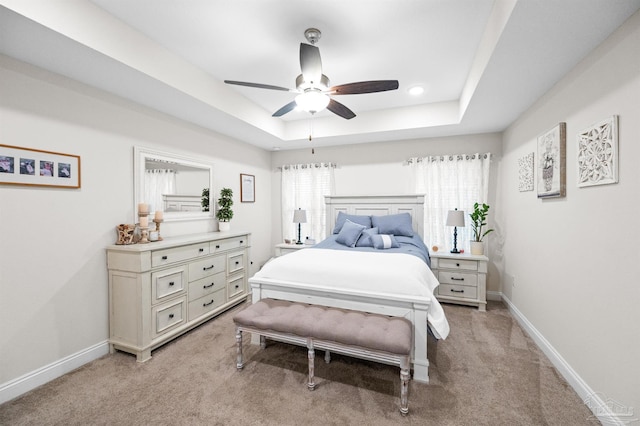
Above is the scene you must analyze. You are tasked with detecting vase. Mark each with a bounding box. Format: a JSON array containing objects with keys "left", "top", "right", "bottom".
[
  {"left": 470, "top": 241, "right": 484, "bottom": 255},
  {"left": 219, "top": 221, "right": 231, "bottom": 232}
]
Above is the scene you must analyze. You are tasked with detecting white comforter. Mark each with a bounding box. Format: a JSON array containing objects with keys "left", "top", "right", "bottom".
[{"left": 253, "top": 248, "right": 450, "bottom": 339}]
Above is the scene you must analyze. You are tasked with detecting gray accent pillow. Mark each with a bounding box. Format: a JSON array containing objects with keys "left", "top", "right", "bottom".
[
  {"left": 371, "top": 213, "right": 414, "bottom": 237},
  {"left": 371, "top": 234, "right": 400, "bottom": 249},
  {"left": 355, "top": 227, "right": 379, "bottom": 247},
  {"left": 333, "top": 212, "right": 372, "bottom": 234},
  {"left": 336, "top": 219, "right": 367, "bottom": 247}
]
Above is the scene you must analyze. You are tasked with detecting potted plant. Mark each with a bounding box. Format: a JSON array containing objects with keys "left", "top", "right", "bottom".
[
  {"left": 216, "top": 188, "right": 234, "bottom": 232},
  {"left": 469, "top": 202, "right": 494, "bottom": 255},
  {"left": 201, "top": 188, "right": 210, "bottom": 212}
]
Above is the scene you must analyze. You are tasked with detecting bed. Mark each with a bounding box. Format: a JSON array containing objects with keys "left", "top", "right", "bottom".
[{"left": 248, "top": 194, "right": 449, "bottom": 383}]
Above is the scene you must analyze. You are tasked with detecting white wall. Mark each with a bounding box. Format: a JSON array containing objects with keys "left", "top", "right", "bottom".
[
  {"left": 0, "top": 55, "right": 273, "bottom": 395},
  {"left": 497, "top": 10, "right": 640, "bottom": 416},
  {"left": 271, "top": 133, "right": 503, "bottom": 293}
]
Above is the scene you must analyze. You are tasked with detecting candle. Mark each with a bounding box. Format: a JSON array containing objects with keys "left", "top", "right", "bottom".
[
  {"left": 138, "top": 203, "right": 149, "bottom": 214},
  {"left": 154, "top": 210, "right": 163, "bottom": 221},
  {"left": 139, "top": 216, "right": 149, "bottom": 227}
]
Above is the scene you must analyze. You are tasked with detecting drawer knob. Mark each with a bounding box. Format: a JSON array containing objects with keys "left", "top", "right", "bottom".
[
  {"left": 451, "top": 289, "right": 464, "bottom": 293},
  {"left": 162, "top": 255, "right": 168, "bottom": 260},
  {"left": 235, "top": 285, "right": 239, "bottom": 289},
  {"left": 456, "top": 263, "right": 460, "bottom": 267},
  {"left": 451, "top": 277, "right": 464, "bottom": 281},
  {"left": 240, "top": 240, "right": 243, "bottom": 244},
  {"left": 203, "top": 282, "right": 214, "bottom": 289},
  {"left": 169, "top": 281, "right": 175, "bottom": 286},
  {"left": 215, "top": 245, "right": 220, "bottom": 249},
  {"left": 203, "top": 265, "right": 215, "bottom": 271},
  {"left": 203, "top": 299, "right": 215, "bottom": 307},
  {"left": 199, "top": 248, "right": 204, "bottom": 252},
  {"left": 235, "top": 261, "right": 240, "bottom": 265},
  {"left": 169, "top": 313, "right": 174, "bottom": 319}
]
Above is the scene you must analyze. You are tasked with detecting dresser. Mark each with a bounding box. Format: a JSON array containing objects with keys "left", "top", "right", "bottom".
[
  {"left": 107, "top": 232, "right": 250, "bottom": 361},
  {"left": 430, "top": 251, "right": 488, "bottom": 311}
]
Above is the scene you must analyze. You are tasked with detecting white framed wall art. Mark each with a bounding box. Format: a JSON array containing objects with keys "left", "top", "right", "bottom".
[{"left": 577, "top": 115, "right": 619, "bottom": 187}]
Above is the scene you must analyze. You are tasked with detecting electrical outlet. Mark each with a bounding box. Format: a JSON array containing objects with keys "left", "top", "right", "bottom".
[{"left": 505, "top": 274, "right": 516, "bottom": 288}]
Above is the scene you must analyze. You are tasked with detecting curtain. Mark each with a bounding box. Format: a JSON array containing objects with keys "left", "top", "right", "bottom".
[
  {"left": 410, "top": 153, "right": 491, "bottom": 252},
  {"left": 281, "top": 163, "right": 335, "bottom": 243},
  {"left": 144, "top": 169, "right": 176, "bottom": 213}
]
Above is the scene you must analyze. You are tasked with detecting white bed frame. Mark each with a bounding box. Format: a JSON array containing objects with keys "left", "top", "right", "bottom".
[{"left": 248, "top": 194, "right": 433, "bottom": 383}]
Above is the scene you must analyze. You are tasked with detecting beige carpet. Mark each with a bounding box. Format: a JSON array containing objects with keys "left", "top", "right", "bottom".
[{"left": 0, "top": 301, "right": 596, "bottom": 425}]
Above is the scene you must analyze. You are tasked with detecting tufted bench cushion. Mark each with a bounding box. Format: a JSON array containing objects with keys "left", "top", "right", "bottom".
[
  {"left": 233, "top": 298, "right": 412, "bottom": 355},
  {"left": 233, "top": 298, "right": 413, "bottom": 415}
]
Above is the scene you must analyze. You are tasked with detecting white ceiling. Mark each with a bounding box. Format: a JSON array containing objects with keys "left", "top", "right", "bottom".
[{"left": 1, "top": 0, "right": 639, "bottom": 151}]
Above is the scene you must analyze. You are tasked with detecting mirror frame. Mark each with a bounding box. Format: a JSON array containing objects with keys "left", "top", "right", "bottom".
[{"left": 134, "top": 146, "right": 214, "bottom": 223}]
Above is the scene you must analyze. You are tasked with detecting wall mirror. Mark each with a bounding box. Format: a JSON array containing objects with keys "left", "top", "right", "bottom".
[{"left": 134, "top": 146, "right": 214, "bottom": 222}]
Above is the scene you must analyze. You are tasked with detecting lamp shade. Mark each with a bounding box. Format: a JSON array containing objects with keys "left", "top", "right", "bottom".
[
  {"left": 446, "top": 209, "right": 465, "bottom": 227},
  {"left": 293, "top": 209, "right": 307, "bottom": 224}
]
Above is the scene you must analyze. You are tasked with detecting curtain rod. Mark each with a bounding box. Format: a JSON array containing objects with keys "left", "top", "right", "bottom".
[
  {"left": 404, "top": 153, "right": 491, "bottom": 165},
  {"left": 278, "top": 162, "right": 337, "bottom": 171}
]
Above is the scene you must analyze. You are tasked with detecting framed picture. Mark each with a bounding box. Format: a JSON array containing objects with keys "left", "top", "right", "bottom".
[
  {"left": 240, "top": 173, "right": 255, "bottom": 203},
  {"left": 0, "top": 144, "right": 81, "bottom": 188},
  {"left": 518, "top": 152, "right": 534, "bottom": 192},
  {"left": 577, "top": 115, "right": 618, "bottom": 187},
  {"left": 537, "top": 123, "right": 566, "bottom": 198}
]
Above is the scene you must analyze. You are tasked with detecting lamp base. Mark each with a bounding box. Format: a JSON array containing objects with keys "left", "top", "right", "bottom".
[{"left": 450, "top": 249, "right": 460, "bottom": 254}]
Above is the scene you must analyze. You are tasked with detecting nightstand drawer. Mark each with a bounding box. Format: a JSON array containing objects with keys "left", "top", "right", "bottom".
[
  {"left": 438, "top": 271, "right": 478, "bottom": 287},
  {"left": 438, "top": 258, "right": 478, "bottom": 271},
  {"left": 438, "top": 284, "right": 478, "bottom": 300}
]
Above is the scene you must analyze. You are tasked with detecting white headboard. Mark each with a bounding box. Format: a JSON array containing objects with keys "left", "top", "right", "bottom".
[{"left": 325, "top": 195, "right": 425, "bottom": 239}]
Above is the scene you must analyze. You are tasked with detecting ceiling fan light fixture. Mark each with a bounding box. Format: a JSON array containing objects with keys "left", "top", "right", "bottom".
[
  {"left": 409, "top": 85, "right": 424, "bottom": 96},
  {"left": 295, "top": 90, "right": 330, "bottom": 113}
]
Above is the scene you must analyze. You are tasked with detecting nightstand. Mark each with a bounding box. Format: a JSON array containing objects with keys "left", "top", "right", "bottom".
[
  {"left": 275, "top": 243, "right": 312, "bottom": 257},
  {"left": 430, "top": 251, "right": 488, "bottom": 311}
]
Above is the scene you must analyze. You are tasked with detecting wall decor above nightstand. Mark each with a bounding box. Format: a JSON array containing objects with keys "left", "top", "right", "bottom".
[{"left": 430, "top": 251, "right": 487, "bottom": 311}]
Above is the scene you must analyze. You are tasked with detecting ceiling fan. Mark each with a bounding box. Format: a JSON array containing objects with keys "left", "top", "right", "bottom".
[{"left": 224, "top": 28, "right": 399, "bottom": 120}]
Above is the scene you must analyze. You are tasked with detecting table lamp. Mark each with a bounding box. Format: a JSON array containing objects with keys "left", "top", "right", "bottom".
[
  {"left": 446, "top": 208, "right": 465, "bottom": 254},
  {"left": 293, "top": 208, "right": 307, "bottom": 245}
]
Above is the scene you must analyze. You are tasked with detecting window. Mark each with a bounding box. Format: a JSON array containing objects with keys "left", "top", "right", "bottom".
[
  {"left": 281, "top": 163, "right": 335, "bottom": 242},
  {"left": 410, "top": 153, "right": 491, "bottom": 252}
]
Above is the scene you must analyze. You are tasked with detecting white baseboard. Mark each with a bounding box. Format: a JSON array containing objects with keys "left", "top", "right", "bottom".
[
  {"left": 501, "top": 295, "right": 632, "bottom": 426},
  {"left": 0, "top": 340, "right": 109, "bottom": 405}
]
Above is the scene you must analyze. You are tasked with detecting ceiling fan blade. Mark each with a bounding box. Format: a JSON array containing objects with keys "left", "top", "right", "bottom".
[
  {"left": 330, "top": 80, "right": 399, "bottom": 95},
  {"left": 224, "top": 80, "right": 293, "bottom": 92},
  {"left": 299, "top": 43, "right": 322, "bottom": 84},
  {"left": 327, "top": 98, "right": 356, "bottom": 120},
  {"left": 272, "top": 100, "right": 298, "bottom": 117}
]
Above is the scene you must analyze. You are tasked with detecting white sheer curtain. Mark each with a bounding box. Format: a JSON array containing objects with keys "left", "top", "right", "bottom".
[
  {"left": 410, "top": 153, "right": 491, "bottom": 252},
  {"left": 281, "top": 163, "right": 335, "bottom": 243},
  {"left": 144, "top": 169, "right": 176, "bottom": 213}
]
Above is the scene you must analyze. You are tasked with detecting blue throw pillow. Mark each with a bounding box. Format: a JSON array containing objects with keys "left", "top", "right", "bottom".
[
  {"left": 333, "top": 212, "right": 372, "bottom": 234},
  {"left": 371, "top": 213, "right": 414, "bottom": 237},
  {"left": 355, "top": 227, "right": 378, "bottom": 247},
  {"left": 371, "top": 234, "right": 400, "bottom": 249},
  {"left": 336, "top": 219, "right": 367, "bottom": 247}
]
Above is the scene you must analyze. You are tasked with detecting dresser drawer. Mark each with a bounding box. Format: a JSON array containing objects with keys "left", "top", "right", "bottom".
[
  {"left": 151, "top": 266, "right": 187, "bottom": 303},
  {"left": 228, "top": 251, "right": 245, "bottom": 275},
  {"left": 438, "top": 258, "right": 478, "bottom": 271},
  {"left": 189, "top": 272, "right": 226, "bottom": 301},
  {"left": 153, "top": 297, "right": 186, "bottom": 337},
  {"left": 438, "top": 271, "right": 478, "bottom": 287},
  {"left": 152, "top": 243, "right": 210, "bottom": 267},
  {"left": 211, "top": 236, "right": 248, "bottom": 254},
  {"left": 189, "top": 255, "right": 226, "bottom": 282},
  {"left": 227, "top": 274, "right": 245, "bottom": 299},
  {"left": 188, "top": 287, "right": 226, "bottom": 321},
  {"left": 438, "top": 284, "right": 478, "bottom": 300}
]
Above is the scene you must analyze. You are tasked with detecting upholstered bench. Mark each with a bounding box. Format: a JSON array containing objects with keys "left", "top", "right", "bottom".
[{"left": 233, "top": 298, "right": 413, "bottom": 415}]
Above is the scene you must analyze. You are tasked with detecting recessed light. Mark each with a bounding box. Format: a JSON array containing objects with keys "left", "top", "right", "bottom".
[{"left": 408, "top": 86, "right": 424, "bottom": 96}]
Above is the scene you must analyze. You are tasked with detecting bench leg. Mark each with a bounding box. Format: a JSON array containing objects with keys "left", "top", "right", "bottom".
[
  {"left": 260, "top": 335, "right": 266, "bottom": 349},
  {"left": 307, "top": 338, "right": 316, "bottom": 391},
  {"left": 236, "top": 327, "right": 243, "bottom": 370},
  {"left": 399, "top": 357, "right": 410, "bottom": 415},
  {"left": 324, "top": 350, "right": 331, "bottom": 364}
]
